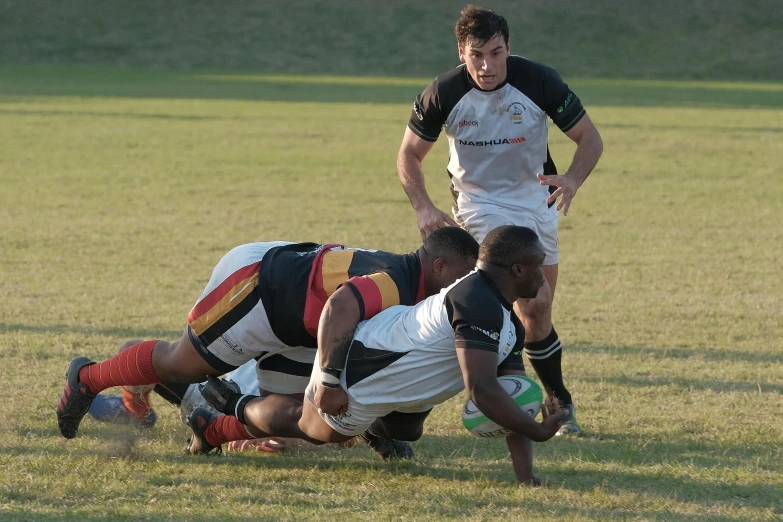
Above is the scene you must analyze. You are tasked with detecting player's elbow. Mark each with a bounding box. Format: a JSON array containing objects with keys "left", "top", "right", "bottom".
[
  {"left": 593, "top": 131, "right": 604, "bottom": 157},
  {"left": 466, "top": 378, "right": 496, "bottom": 409}
]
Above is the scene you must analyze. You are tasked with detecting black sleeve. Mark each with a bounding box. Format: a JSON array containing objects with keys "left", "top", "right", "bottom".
[
  {"left": 541, "top": 66, "right": 586, "bottom": 132},
  {"left": 444, "top": 291, "right": 504, "bottom": 352},
  {"left": 498, "top": 316, "right": 526, "bottom": 372},
  {"left": 407, "top": 80, "right": 445, "bottom": 142}
]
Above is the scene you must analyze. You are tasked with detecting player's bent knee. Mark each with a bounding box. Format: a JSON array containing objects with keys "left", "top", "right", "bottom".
[{"left": 299, "top": 401, "right": 350, "bottom": 444}]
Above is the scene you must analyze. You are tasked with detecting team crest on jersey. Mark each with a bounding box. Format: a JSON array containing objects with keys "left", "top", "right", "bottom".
[
  {"left": 506, "top": 102, "right": 526, "bottom": 124},
  {"left": 413, "top": 101, "right": 424, "bottom": 121},
  {"left": 471, "top": 325, "right": 500, "bottom": 341}
]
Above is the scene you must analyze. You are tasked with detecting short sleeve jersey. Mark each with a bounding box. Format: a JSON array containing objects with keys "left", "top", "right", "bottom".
[
  {"left": 407, "top": 56, "right": 585, "bottom": 219},
  {"left": 256, "top": 243, "right": 425, "bottom": 348},
  {"left": 344, "top": 270, "right": 525, "bottom": 408}
]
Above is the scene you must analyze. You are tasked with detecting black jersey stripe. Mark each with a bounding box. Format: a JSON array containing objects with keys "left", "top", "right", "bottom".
[
  {"left": 346, "top": 341, "right": 410, "bottom": 389},
  {"left": 198, "top": 288, "right": 261, "bottom": 347},
  {"left": 257, "top": 353, "right": 314, "bottom": 377}
]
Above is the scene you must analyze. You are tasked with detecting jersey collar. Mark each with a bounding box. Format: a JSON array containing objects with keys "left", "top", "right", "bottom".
[{"left": 415, "top": 254, "right": 426, "bottom": 303}]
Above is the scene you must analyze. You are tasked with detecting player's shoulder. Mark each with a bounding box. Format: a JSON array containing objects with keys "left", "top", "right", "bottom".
[
  {"left": 505, "top": 55, "right": 565, "bottom": 92},
  {"left": 443, "top": 270, "right": 507, "bottom": 318},
  {"left": 507, "top": 55, "right": 560, "bottom": 78},
  {"left": 423, "top": 64, "right": 472, "bottom": 99}
]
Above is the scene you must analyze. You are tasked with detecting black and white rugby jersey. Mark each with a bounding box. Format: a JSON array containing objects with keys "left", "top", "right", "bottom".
[
  {"left": 343, "top": 270, "right": 525, "bottom": 408},
  {"left": 408, "top": 56, "right": 586, "bottom": 219}
]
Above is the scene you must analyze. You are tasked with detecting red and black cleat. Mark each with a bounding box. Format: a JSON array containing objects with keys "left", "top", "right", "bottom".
[
  {"left": 186, "top": 407, "right": 222, "bottom": 455},
  {"left": 56, "top": 357, "right": 97, "bottom": 439}
]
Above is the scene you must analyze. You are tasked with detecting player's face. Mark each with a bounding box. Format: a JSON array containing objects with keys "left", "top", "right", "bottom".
[
  {"left": 432, "top": 257, "right": 476, "bottom": 294},
  {"left": 515, "top": 261, "right": 545, "bottom": 299},
  {"left": 459, "top": 34, "right": 510, "bottom": 91}
]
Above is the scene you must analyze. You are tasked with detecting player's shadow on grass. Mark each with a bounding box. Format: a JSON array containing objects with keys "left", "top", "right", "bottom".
[
  {"left": 0, "top": 322, "right": 182, "bottom": 340},
  {"left": 5, "top": 429, "right": 778, "bottom": 515}
]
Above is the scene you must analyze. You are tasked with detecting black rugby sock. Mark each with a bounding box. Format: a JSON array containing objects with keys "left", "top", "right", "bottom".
[
  {"left": 524, "top": 327, "right": 573, "bottom": 407},
  {"left": 225, "top": 394, "right": 258, "bottom": 425}
]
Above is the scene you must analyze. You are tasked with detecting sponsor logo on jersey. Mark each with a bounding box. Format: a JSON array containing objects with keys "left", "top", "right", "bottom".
[
  {"left": 295, "top": 244, "right": 328, "bottom": 256},
  {"left": 413, "top": 101, "right": 424, "bottom": 121},
  {"left": 471, "top": 325, "right": 500, "bottom": 340},
  {"left": 557, "top": 92, "right": 575, "bottom": 114},
  {"left": 506, "top": 102, "right": 526, "bottom": 124},
  {"left": 458, "top": 119, "right": 479, "bottom": 128},
  {"left": 218, "top": 335, "right": 243, "bottom": 355},
  {"left": 458, "top": 137, "right": 526, "bottom": 146}
]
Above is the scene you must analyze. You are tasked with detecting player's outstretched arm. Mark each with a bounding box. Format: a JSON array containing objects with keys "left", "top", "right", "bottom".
[
  {"left": 397, "top": 128, "right": 457, "bottom": 240},
  {"left": 314, "top": 286, "right": 362, "bottom": 415},
  {"left": 457, "top": 348, "right": 566, "bottom": 442}
]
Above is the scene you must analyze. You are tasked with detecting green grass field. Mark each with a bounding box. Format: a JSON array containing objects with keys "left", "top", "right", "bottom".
[{"left": 1, "top": 65, "right": 781, "bottom": 521}]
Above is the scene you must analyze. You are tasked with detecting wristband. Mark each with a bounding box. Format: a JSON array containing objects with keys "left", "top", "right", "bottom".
[
  {"left": 320, "top": 381, "right": 340, "bottom": 389},
  {"left": 321, "top": 366, "right": 343, "bottom": 379},
  {"left": 320, "top": 372, "right": 341, "bottom": 385}
]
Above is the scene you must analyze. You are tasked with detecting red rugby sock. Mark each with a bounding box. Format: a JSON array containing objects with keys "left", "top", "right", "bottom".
[
  {"left": 79, "top": 340, "right": 161, "bottom": 395},
  {"left": 204, "top": 415, "right": 251, "bottom": 447}
]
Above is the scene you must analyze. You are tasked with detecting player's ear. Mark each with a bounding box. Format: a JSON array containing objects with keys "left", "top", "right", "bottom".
[
  {"left": 458, "top": 45, "right": 466, "bottom": 63},
  {"left": 433, "top": 257, "right": 447, "bottom": 276}
]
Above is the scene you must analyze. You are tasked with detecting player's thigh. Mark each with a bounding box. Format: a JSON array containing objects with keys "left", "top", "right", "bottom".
[
  {"left": 377, "top": 407, "right": 433, "bottom": 441},
  {"left": 256, "top": 348, "right": 315, "bottom": 400},
  {"left": 150, "top": 331, "right": 221, "bottom": 383},
  {"left": 543, "top": 263, "right": 558, "bottom": 300}
]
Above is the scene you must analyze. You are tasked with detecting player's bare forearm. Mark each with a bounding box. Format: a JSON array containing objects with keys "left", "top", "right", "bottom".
[
  {"left": 317, "top": 287, "right": 361, "bottom": 370},
  {"left": 469, "top": 379, "right": 549, "bottom": 441},
  {"left": 563, "top": 113, "right": 604, "bottom": 186},
  {"left": 398, "top": 149, "right": 435, "bottom": 212},
  {"left": 459, "top": 348, "right": 548, "bottom": 440},
  {"left": 397, "top": 127, "right": 438, "bottom": 212}
]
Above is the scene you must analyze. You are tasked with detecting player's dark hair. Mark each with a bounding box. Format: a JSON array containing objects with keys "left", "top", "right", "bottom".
[
  {"left": 479, "top": 226, "right": 544, "bottom": 266},
  {"left": 454, "top": 5, "right": 510, "bottom": 47},
  {"left": 422, "top": 227, "right": 479, "bottom": 261}
]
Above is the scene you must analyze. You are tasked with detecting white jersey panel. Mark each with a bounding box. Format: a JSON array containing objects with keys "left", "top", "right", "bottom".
[
  {"left": 444, "top": 85, "right": 556, "bottom": 220},
  {"left": 346, "top": 273, "right": 520, "bottom": 409}
]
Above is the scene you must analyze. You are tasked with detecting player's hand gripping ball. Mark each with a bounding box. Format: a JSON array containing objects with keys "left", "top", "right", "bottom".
[{"left": 462, "top": 375, "right": 543, "bottom": 438}]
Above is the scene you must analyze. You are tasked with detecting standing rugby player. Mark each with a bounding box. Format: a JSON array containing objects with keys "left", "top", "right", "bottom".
[{"left": 396, "top": 5, "right": 603, "bottom": 435}]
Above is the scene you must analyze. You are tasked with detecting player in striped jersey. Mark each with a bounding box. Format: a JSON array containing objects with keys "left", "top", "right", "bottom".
[{"left": 56, "top": 228, "right": 479, "bottom": 456}]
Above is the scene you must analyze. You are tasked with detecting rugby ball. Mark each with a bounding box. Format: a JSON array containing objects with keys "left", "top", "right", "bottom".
[{"left": 462, "top": 375, "right": 543, "bottom": 438}]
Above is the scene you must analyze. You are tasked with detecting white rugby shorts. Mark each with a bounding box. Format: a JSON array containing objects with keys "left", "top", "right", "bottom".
[
  {"left": 455, "top": 207, "right": 559, "bottom": 265},
  {"left": 304, "top": 363, "right": 432, "bottom": 437}
]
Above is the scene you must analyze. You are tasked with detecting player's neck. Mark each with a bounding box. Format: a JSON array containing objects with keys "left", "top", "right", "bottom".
[{"left": 476, "top": 265, "right": 517, "bottom": 307}]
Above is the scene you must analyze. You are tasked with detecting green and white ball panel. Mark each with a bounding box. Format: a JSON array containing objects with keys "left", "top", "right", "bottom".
[{"left": 462, "top": 375, "right": 543, "bottom": 438}]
